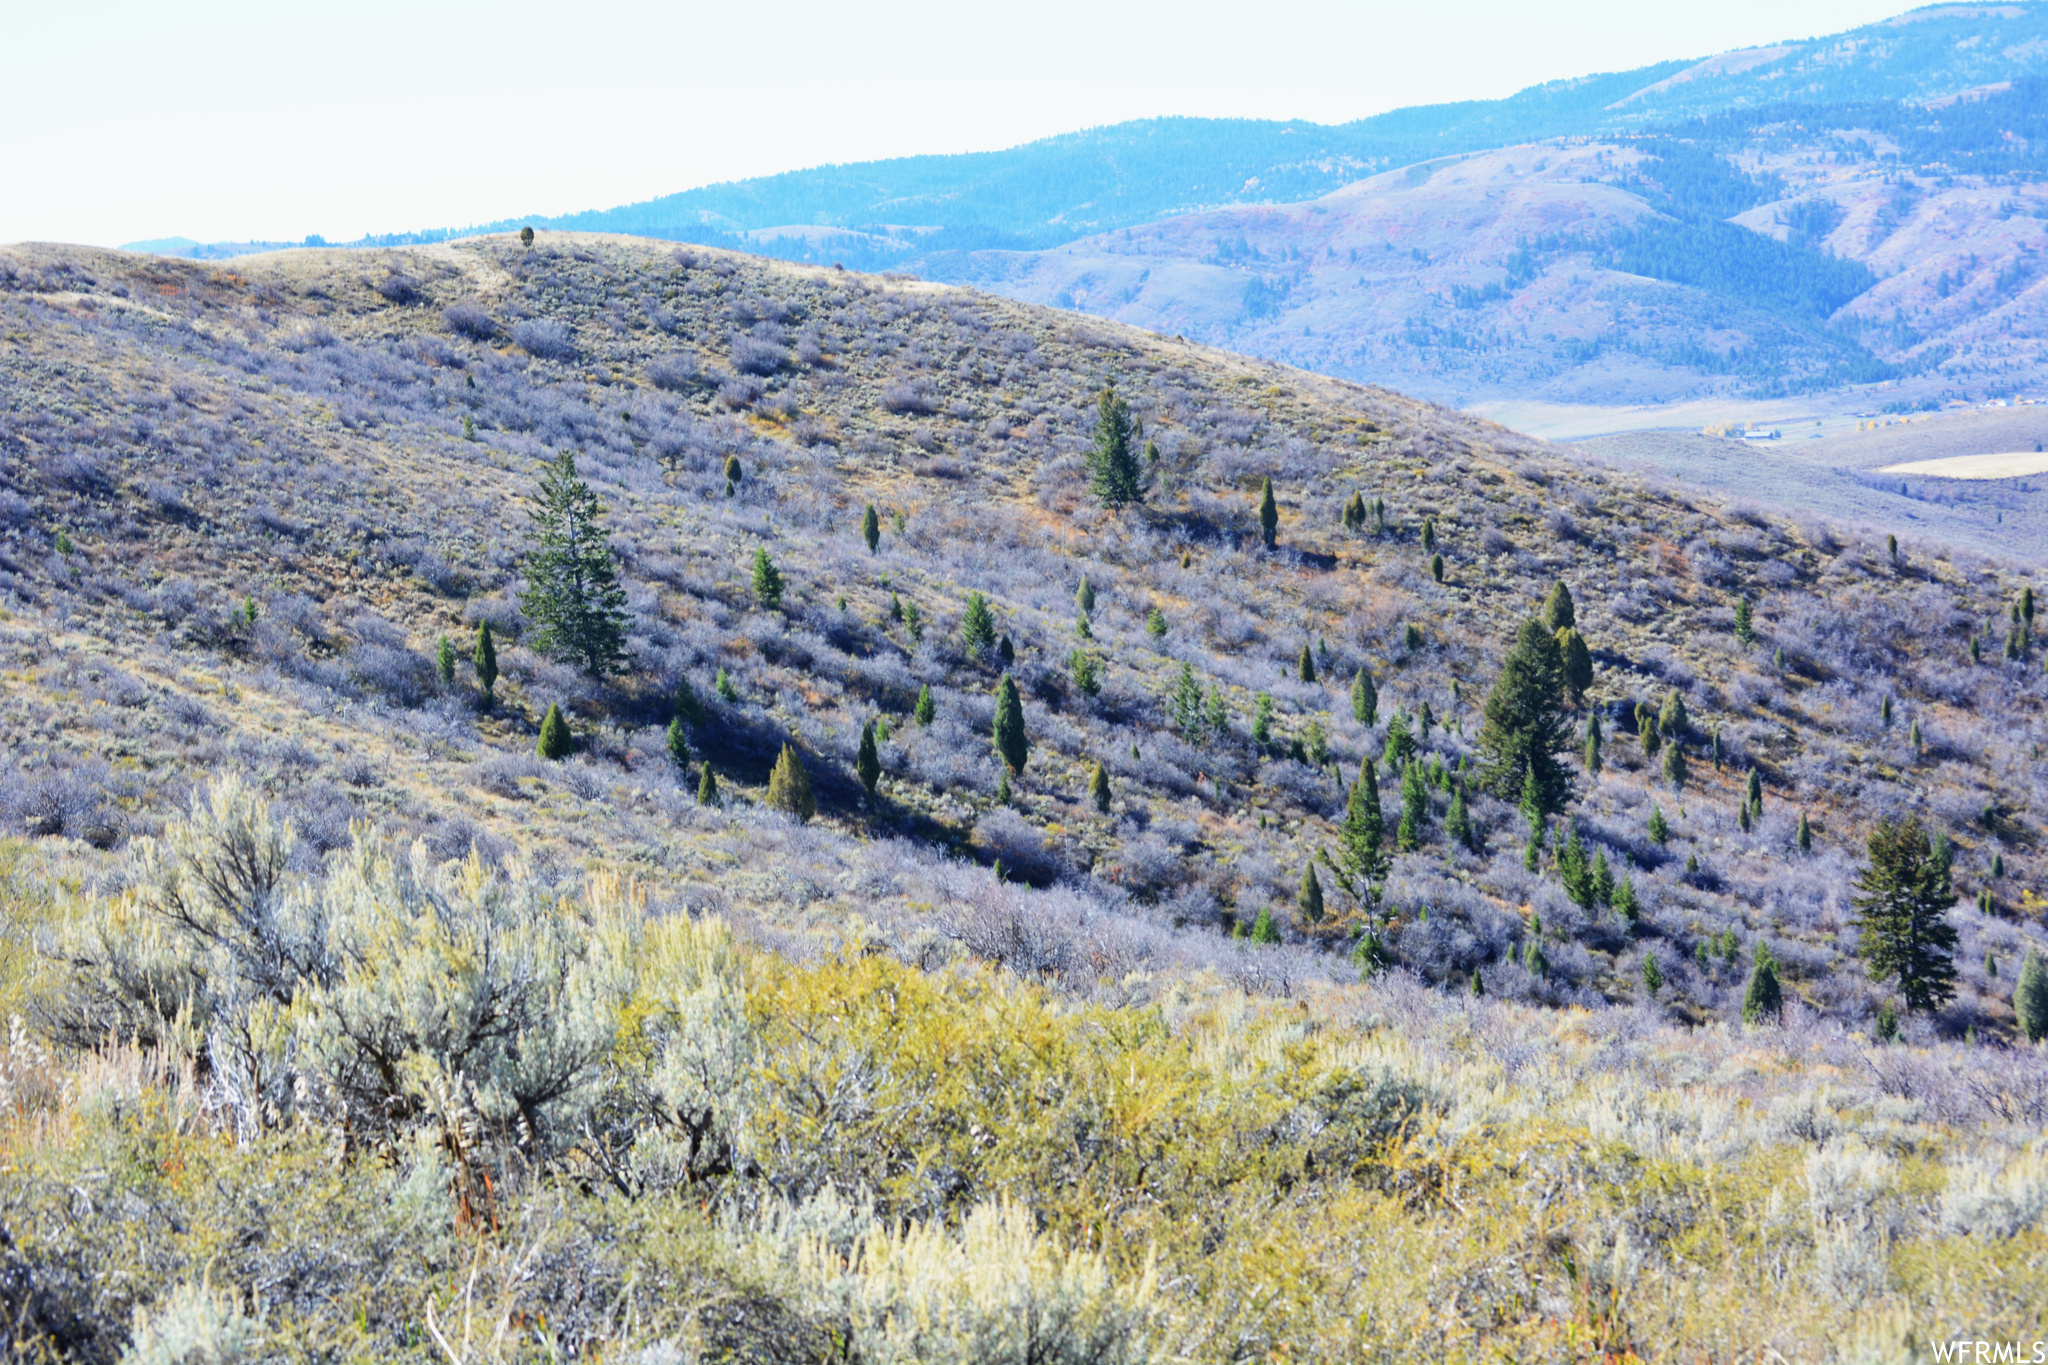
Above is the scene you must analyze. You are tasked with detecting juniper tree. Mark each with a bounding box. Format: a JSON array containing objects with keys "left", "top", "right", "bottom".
[
  {"left": 1351, "top": 668, "right": 1378, "bottom": 725},
  {"left": 674, "top": 676, "right": 705, "bottom": 725},
  {"left": 766, "top": 742, "right": 816, "bottom": 823},
  {"left": 1710, "top": 727, "right": 1723, "bottom": 768},
  {"left": 902, "top": 599, "right": 924, "bottom": 644},
  {"left": 697, "top": 762, "right": 719, "bottom": 806},
  {"left": 1343, "top": 492, "right": 1366, "bottom": 531},
  {"left": 856, "top": 720, "right": 881, "bottom": 797},
  {"left": 1252, "top": 692, "right": 1274, "bottom": 746},
  {"left": 1297, "top": 644, "right": 1316, "bottom": 684},
  {"left": 1249, "top": 906, "right": 1279, "bottom": 945},
  {"left": 1421, "top": 518, "right": 1437, "bottom": 553},
  {"left": 1430, "top": 553, "right": 1445, "bottom": 584},
  {"left": 914, "top": 684, "right": 935, "bottom": 727},
  {"left": 1648, "top": 805, "right": 1669, "bottom": 845},
  {"left": 1258, "top": 477, "right": 1279, "bottom": 549},
  {"left": 1302, "top": 718, "right": 1329, "bottom": 767},
  {"left": 473, "top": 620, "right": 498, "bottom": 708},
  {"left": 1086, "top": 383, "right": 1144, "bottom": 507},
  {"left": 1852, "top": 816, "right": 1959, "bottom": 1012},
  {"left": 1639, "top": 713, "right": 1660, "bottom": 758},
  {"left": 1478, "top": 618, "right": 1576, "bottom": 818},
  {"left": 1556, "top": 629, "right": 1592, "bottom": 705},
  {"left": 1796, "top": 811, "right": 1812, "bottom": 853},
  {"left": 1733, "top": 596, "right": 1755, "bottom": 645},
  {"left": 1070, "top": 648, "right": 1102, "bottom": 697},
  {"left": 665, "top": 717, "right": 691, "bottom": 770},
  {"left": 1661, "top": 740, "right": 1688, "bottom": 791},
  {"left": 537, "top": 702, "right": 572, "bottom": 760},
  {"left": 1076, "top": 577, "right": 1096, "bottom": 613},
  {"left": 751, "top": 547, "right": 785, "bottom": 609},
  {"left": 1541, "top": 580, "right": 1575, "bottom": 633},
  {"left": 1613, "top": 874, "right": 1641, "bottom": 927},
  {"left": 1172, "top": 662, "right": 1205, "bottom": 737},
  {"left": 1445, "top": 781, "right": 1473, "bottom": 852},
  {"left": 1470, "top": 967, "right": 1485, "bottom": 997},
  {"left": 1746, "top": 767, "right": 1764, "bottom": 814},
  {"left": 436, "top": 635, "right": 457, "bottom": 688},
  {"left": 861, "top": 503, "right": 880, "bottom": 553},
  {"left": 1583, "top": 711, "right": 1603, "bottom": 776},
  {"left": 1886, "top": 532, "right": 1899, "bottom": 565},
  {"left": 1658, "top": 689, "right": 1688, "bottom": 736},
  {"left": 1298, "top": 863, "right": 1325, "bottom": 924},
  {"left": 1339, "top": 762, "right": 1388, "bottom": 891},
  {"left": 993, "top": 674, "right": 1029, "bottom": 774},
  {"left": 1089, "top": 760, "right": 1112, "bottom": 814},
  {"left": 1641, "top": 953, "right": 1663, "bottom": 996},
  {"left": 724, "top": 454, "right": 743, "bottom": 492},
  {"left": 1398, "top": 760, "right": 1429, "bottom": 852},
  {"left": 521, "top": 451, "right": 630, "bottom": 678},
  {"left": 1743, "top": 946, "right": 1783, "bottom": 1024},
  {"left": 961, "top": 591, "right": 997, "bottom": 657},
  {"left": 2016, "top": 947, "right": 2048, "bottom": 1044},
  {"left": 997, "top": 635, "right": 1015, "bottom": 666}
]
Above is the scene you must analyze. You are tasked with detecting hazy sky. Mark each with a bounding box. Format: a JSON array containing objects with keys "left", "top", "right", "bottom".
[{"left": 4, "top": 0, "right": 1917, "bottom": 248}]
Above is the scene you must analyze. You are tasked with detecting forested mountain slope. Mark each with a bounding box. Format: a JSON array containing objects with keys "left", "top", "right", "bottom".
[{"left": 1, "top": 233, "right": 2045, "bottom": 1359}]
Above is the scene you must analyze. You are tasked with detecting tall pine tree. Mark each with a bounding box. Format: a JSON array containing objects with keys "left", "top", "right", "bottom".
[
  {"left": 993, "top": 674, "right": 1029, "bottom": 774},
  {"left": 521, "top": 451, "right": 630, "bottom": 677},
  {"left": 1086, "top": 384, "right": 1144, "bottom": 507},
  {"left": 1478, "top": 618, "right": 1576, "bottom": 818},
  {"left": 1851, "top": 817, "right": 1960, "bottom": 1012}
]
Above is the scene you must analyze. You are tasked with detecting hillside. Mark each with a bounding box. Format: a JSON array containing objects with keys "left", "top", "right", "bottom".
[{"left": 2, "top": 234, "right": 2047, "bottom": 1359}]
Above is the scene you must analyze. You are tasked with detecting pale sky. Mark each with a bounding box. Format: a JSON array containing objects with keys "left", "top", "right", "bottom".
[{"left": 2, "top": 0, "right": 1918, "bottom": 248}]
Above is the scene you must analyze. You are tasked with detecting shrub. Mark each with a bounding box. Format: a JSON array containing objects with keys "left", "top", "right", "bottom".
[
  {"left": 512, "top": 319, "right": 576, "bottom": 360},
  {"left": 648, "top": 353, "right": 701, "bottom": 391},
  {"left": 731, "top": 335, "right": 788, "bottom": 375},
  {"left": 443, "top": 303, "right": 497, "bottom": 340}
]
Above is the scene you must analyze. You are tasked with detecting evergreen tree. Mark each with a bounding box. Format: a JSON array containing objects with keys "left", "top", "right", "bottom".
[
  {"left": 1297, "top": 644, "right": 1316, "bottom": 684},
  {"left": 1172, "top": 662, "right": 1205, "bottom": 737},
  {"left": 1910, "top": 718, "right": 1923, "bottom": 753},
  {"left": 1743, "top": 947, "right": 1783, "bottom": 1024},
  {"left": 1796, "top": 811, "right": 1813, "bottom": 853},
  {"left": 2023, "top": 585, "right": 2036, "bottom": 628},
  {"left": 1734, "top": 596, "right": 1755, "bottom": 645},
  {"left": 1298, "top": 863, "right": 1325, "bottom": 924},
  {"left": 1524, "top": 938, "right": 1549, "bottom": 977},
  {"left": 1591, "top": 849, "right": 1614, "bottom": 907},
  {"left": 1249, "top": 906, "right": 1279, "bottom": 944},
  {"left": 1613, "top": 874, "right": 1641, "bottom": 927},
  {"left": 674, "top": 676, "right": 705, "bottom": 725},
  {"left": 537, "top": 702, "right": 573, "bottom": 760},
  {"left": 665, "top": 716, "right": 691, "bottom": 770},
  {"left": 1639, "top": 713, "right": 1661, "bottom": 758},
  {"left": 2015, "top": 947, "right": 2048, "bottom": 1044},
  {"left": 1384, "top": 708, "right": 1414, "bottom": 770},
  {"left": 1446, "top": 781, "right": 1473, "bottom": 852},
  {"left": 1339, "top": 763, "right": 1387, "bottom": 889},
  {"left": 1343, "top": 492, "right": 1366, "bottom": 531},
  {"left": 993, "top": 674, "right": 1029, "bottom": 774},
  {"left": 697, "top": 762, "right": 719, "bottom": 806},
  {"left": 1557, "top": 824, "right": 1592, "bottom": 907},
  {"left": 1302, "top": 718, "right": 1329, "bottom": 767},
  {"left": 1518, "top": 765, "right": 1545, "bottom": 841},
  {"left": 1541, "top": 579, "right": 1576, "bottom": 633},
  {"left": 1351, "top": 668, "right": 1377, "bottom": 725},
  {"left": 436, "top": 635, "right": 457, "bottom": 688},
  {"left": 1070, "top": 649, "right": 1102, "bottom": 698},
  {"left": 996, "top": 770, "right": 1013, "bottom": 806},
  {"left": 1583, "top": 711, "right": 1604, "bottom": 776},
  {"left": 751, "top": 546, "right": 785, "bottom": 609},
  {"left": 1076, "top": 577, "right": 1096, "bottom": 613},
  {"left": 521, "top": 451, "right": 630, "bottom": 677},
  {"left": 1648, "top": 805, "right": 1669, "bottom": 845},
  {"left": 766, "top": 742, "right": 816, "bottom": 823},
  {"left": 1558, "top": 628, "right": 1593, "bottom": 704},
  {"left": 914, "top": 683, "right": 935, "bottom": 727},
  {"left": 1471, "top": 967, "right": 1485, "bottom": 997},
  {"left": 1075, "top": 609, "right": 1093, "bottom": 640},
  {"left": 1258, "top": 477, "right": 1279, "bottom": 549},
  {"left": 1430, "top": 553, "right": 1445, "bottom": 584},
  {"left": 961, "top": 591, "right": 997, "bottom": 657},
  {"left": 861, "top": 502, "right": 880, "bottom": 553},
  {"left": 1398, "top": 760, "right": 1429, "bottom": 852},
  {"left": 1089, "top": 760, "right": 1112, "bottom": 814},
  {"left": 474, "top": 620, "right": 499, "bottom": 709},
  {"left": 856, "top": 720, "right": 881, "bottom": 798},
  {"left": 724, "top": 454, "right": 743, "bottom": 492},
  {"left": 1852, "top": 817, "right": 1959, "bottom": 1012},
  {"left": 1421, "top": 518, "right": 1437, "bottom": 553},
  {"left": 1252, "top": 692, "right": 1274, "bottom": 746},
  {"left": 1658, "top": 689, "right": 1688, "bottom": 736},
  {"left": 1205, "top": 687, "right": 1230, "bottom": 741},
  {"left": 1086, "top": 384, "right": 1144, "bottom": 507},
  {"left": 997, "top": 635, "right": 1015, "bottom": 667},
  {"left": 1477, "top": 618, "right": 1576, "bottom": 817},
  {"left": 715, "top": 667, "right": 738, "bottom": 703},
  {"left": 1641, "top": 953, "right": 1663, "bottom": 996},
  {"left": 1661, "top": 740, "right": 1688, "bottom": 791},
  {"left": 1417, "top": 700, "right": 1435, "bottom": 745},
  {"left": 1886, "top": 533, "right": 1898, "bottom": 566},
  {"left": 1746, "top": 767, "right": 1764, "bottom": 814},
  {"left": 902, "top": 599, "right": 924, "bottom": 643},
  {"left": 1710, "top": 727, "right": 1723, "bottom": 769}
]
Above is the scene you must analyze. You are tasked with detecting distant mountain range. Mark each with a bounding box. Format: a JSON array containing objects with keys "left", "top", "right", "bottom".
[{"left": 134, "top": 2, "right": 2048, "bottom": 412}]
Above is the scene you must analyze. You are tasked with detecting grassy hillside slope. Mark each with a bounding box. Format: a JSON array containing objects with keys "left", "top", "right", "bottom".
[{"left": 1, "top": 234, "right": 2046, "bottom": 1359}]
